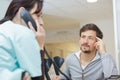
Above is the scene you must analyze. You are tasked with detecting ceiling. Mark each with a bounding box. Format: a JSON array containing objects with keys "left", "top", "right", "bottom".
[
  {"left": 43, "top": 0, "right": 113, "bottom": 43},
  {"left": 0, "top": 0, "right": 113, "bottom": 43},
  {"left": 43, "top": 0, "right": 113, "bottom": 29}
]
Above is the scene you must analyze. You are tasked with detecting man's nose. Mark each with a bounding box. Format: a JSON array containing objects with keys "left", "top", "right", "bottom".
[{"left": 84, "top": 38, "right": 89, "bottom": 43}]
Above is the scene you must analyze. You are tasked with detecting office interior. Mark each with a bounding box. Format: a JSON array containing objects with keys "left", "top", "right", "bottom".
[{"left": 0, "top": 0, "right": 120, "bottom": 77}]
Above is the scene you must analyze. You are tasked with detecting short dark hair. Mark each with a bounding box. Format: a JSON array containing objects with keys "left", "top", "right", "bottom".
[
  {"left": 0, "top": 0, "right": 43, "bottom": 24},
  {"left": 79, "top": 23, "right": 103, "bottom": 39}
]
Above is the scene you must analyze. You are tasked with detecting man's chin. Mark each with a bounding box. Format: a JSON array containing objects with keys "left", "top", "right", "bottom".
[
  {"left": 80, "top": 47, "right": 91, "bottom": 53},
  {"left": 83, "top": 50, "right": 91, "bottom": 54}
]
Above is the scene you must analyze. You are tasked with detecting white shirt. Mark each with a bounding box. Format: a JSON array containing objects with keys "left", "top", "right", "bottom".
[{"left": 75, "top": 51, "right": 100, "bottom": 69}]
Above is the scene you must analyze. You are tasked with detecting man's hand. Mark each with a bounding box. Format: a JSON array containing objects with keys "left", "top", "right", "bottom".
[{"left": 94, "top": 37, "right": 106, "bottom": 54}]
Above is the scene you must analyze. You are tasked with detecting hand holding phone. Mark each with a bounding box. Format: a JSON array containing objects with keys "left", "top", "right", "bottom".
[
  {"left": 20, "top": 10, "right": 37, "bottom": 31},
  {"left": 20, "top": 9, "right": 46, "bottom": 50}
]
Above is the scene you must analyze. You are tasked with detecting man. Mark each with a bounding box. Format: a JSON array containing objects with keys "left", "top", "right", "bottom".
[
  {"left": 52, "top": 23, "right": 118, "bottom": 80},
  {"left": 0, "top": 0, "right": 45, "bottom": 80}
]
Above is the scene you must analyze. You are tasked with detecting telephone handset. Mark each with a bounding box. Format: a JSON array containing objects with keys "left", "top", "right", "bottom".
[{"left": 20, "top": 10, "right": 37, "bottom": 31}]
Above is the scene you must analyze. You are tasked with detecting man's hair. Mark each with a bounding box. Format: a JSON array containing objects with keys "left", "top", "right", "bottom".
[
  {"left": 79, "top": 23, "right": 103, "bottom": 39},
  {"left": 0, "top": 0, "right": 43, "bottom": 24}
]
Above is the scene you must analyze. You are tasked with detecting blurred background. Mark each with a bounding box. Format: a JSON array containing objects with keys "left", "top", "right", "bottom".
[{"left": 0, "top": 0, "right": 120, "bottom": 76}]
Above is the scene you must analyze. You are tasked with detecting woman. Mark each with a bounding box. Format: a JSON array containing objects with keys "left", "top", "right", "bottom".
[{"left": 0, "top": 0, "right": 45, "bottom": 80}]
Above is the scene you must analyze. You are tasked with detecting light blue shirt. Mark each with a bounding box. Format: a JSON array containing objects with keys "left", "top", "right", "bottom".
[{"left": 0, "top": 21, "right": 42, "bottom": 80}]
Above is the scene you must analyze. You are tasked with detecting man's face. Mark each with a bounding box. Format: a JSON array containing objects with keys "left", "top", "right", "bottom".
[{"left": 79, "top": 30, "right": 97, "bottom": 53}]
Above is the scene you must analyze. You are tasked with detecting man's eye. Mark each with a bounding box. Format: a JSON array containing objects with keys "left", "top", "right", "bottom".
[
  {"left": 89, "top": 37, "right": 94, "bottom": 40},
  {"left": 81, "top": 36, "right": 85, "bottom": 38}
]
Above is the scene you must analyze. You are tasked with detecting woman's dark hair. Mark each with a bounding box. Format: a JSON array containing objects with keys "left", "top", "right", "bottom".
[
  {"left": 79, "top": 23, "right": 103, "bottom": 39},
  {"left": 0, "top": 0, "right": 43, "bottom": 24}
]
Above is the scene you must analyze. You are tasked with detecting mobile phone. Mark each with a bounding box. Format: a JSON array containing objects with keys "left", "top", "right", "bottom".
[{"left": 20, "top": 10, "right": 37, "bottom": 31}]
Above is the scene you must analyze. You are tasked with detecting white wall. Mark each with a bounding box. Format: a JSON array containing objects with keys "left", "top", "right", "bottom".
[
  {"left": 113, "top": 0, "right": 120, "bottom": 73},
  {"left": 0, "top": 0, "right": 10, "bottom": 19}
]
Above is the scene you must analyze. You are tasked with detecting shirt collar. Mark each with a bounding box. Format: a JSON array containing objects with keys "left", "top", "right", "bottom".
[{"left": 75, "top": 51, "right": 100, "bottom": 61}]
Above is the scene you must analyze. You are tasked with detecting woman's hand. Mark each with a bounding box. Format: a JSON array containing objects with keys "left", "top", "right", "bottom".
[
  {"left": 28, "top": 20, "right": 46, "bottom": 50},
  {"left": 52, "top": 75, "right": 62, "bottom": 80},
  {"left": 22, "top": 72, "right": 32, "bottom": 80}
]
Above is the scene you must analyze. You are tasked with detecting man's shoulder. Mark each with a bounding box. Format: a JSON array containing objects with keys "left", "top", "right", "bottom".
[{"left": 66, "top": 51, "right": 79, "bottom": 61}]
